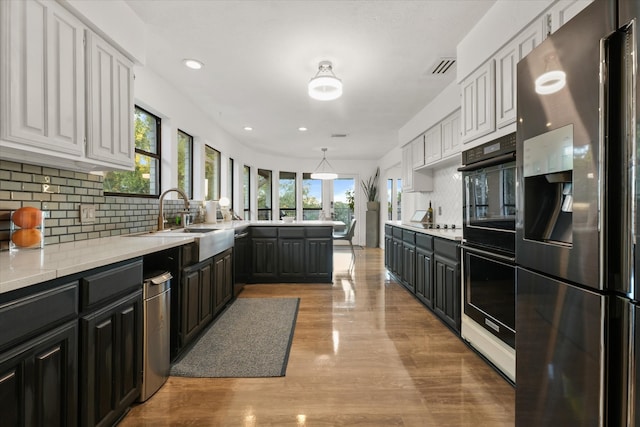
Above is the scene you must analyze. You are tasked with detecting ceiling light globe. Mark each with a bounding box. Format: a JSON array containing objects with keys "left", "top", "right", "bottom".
[
  {"left": 310, "top": 172, "right": 338, "bottom": 180},
  {"left": 183, "top": 59, "right": 204, "bottom": 70},
  {"left": 308, "top": 76, "right": 343, "bottom": 101}
]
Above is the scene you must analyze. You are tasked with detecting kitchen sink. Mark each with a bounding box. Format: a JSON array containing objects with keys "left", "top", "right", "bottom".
[{"left": 131, "top": 227, "right": 234, "bottom": 262}]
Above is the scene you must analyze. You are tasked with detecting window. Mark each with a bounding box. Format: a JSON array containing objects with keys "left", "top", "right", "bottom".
[
  {"left": 397, "top": 179, "right": 403, "bottom": 221},
  {"left": 205, "top": 145, "right": 220, "bottom": 200},
  {"left": 279, "top": 171, "right": 296, "bottom": 219},
  {"left": 387, "top": 178, "right": 393, "bottom": 220},
  {"left": 227, "top": 158, "right": 234, "bottom": 209},
  {"left": 334, "top": 178, "right": 354, "bottom": 224},
  {"left": 177, "top": 129, "right": 193, "bottom": 198},
  {"left": 257, "top": 168, "right": 272, "bottom": 220},
  {"left": 103, "top": 106, "right": 160, "bottom": 196},
  {"left": 243, "top": 165, "right": 250, "bottom": 219},
  {"left": 302, "top": 173, "right": 322, "bottom": 220}
]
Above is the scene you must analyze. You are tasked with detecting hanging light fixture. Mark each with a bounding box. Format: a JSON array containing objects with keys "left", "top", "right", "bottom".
[
  {"left": 308, "top": 61, "right": 343, "bottom": 101},
  {"left": 310, "top": 148, "right": 338, "bottom": 180}
]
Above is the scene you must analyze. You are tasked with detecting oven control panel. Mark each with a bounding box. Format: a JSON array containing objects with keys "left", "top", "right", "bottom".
[{"left": 461, "top": 132, "right": 516, "bottom": 165}]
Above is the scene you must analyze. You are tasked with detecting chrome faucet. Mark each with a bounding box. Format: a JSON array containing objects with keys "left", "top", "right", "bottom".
[{"left": 158, "top": 188, "right": 190, "bottom": 231}]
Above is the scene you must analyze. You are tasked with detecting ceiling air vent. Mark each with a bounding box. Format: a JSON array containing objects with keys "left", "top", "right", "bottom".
[
  {"left": 331, "top": 133, "right": 348, "bottom": 138},
  {"left": 430, "top": 57, "right": 456, "bottom": 75}
]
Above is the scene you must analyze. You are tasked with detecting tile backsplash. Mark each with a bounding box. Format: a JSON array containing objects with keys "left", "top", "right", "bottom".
[
  {"left": 412, "top": 163, "right": 463, "bottom": 226},
  {"left": 0, "top": 160, "right": 202, "bottom": 250}
]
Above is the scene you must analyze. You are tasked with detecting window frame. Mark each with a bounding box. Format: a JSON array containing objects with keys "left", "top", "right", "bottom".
[
  {"left": 278, "top": 171, "right": 296, "bottom": 219},
  {"left": 243, "top": 165, "right": 251, "bottom": 220},
  {"left": 204, "top": 144, "right": 221, "bottom": 201},
  {"left": 177, "top": 129, "right": 194, "bottom": 199},
  {"left": 257, "top": 168, "right": 272, "bottom": 220},
  {"left": 103, "top": 105, "right": 161, "bottom": 198},
  {"left": 302, "top": 172, "right": 322, "bottom": 220}
]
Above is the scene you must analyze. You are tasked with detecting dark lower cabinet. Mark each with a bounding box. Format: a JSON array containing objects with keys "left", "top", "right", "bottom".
[
  {"left": 384, "top": 226, "right": 393, "bottom": 270},
  {"left": 279, "top": 238, "right": 305, "bottom": 279},
  {"left": 251, "top": 237, "right": 279, "bottom": 281},
  {"left": 416, "top": 246, "right": 434, "bottom": 308},
  {"left": 249, "top": 226, "right": 333, "bottom": 283},
  {"left": 177, "top": 249, "right": 234, "bottom": 355},
  {"left": 80, "top": 290, "right": 142, "bottom": 427},
  {"left": 433, "top": 239, "right": 461, "bottom": 332},
  {"left": 180, "top": 258, "right": 213, "bottom": 349},
  {"left": 0, "top": 320, "right": 78, "bottom": 427},
  {"left": 385, "top": 225, "right": 460, "bottom": 333},
  {"left": 305, "top": 238, "right": 332, "bottom": 281},
  {"left": 214, "top": 248, "right": 233, "bottom": 314}
]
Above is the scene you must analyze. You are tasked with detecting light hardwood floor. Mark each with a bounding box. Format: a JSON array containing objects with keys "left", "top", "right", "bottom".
[{"left": 121, "top": 247, "right": 515, "bottom": 426}]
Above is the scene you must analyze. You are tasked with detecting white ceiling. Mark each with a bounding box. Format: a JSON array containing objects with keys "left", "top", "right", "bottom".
[{"left": 125, "top": 0, "right": 496, "bottom": 161}]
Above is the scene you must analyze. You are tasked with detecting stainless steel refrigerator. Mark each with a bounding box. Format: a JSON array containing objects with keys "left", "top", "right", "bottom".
[{"left": 515, "top": 0, "right": 639, "bottom": 425}]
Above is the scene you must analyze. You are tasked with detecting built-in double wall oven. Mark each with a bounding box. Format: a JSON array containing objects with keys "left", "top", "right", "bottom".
[{"left": 458, "top": 133, "right": 517, "bottom": 348}]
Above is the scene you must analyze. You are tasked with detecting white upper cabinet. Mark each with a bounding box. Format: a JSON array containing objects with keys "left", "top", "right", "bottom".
[
  {"left": 461, "top": 60, "right": 495, "bottom": 144},
  {"left": 402, "top": 140, "right": 433, "bottom": 193},
  {"left": 440, "top": 110, "right": 461, "bottom": 159},
  {"left": 0, "top": 0, "right": 135, "bottom": 172},
  {"left": 85, "top": 31, "right": 134, "bottom": 168},
  {"left": 548, "top": 0, "right": 593, "bottom": 35},
  {"left": 411, "top": 134, "right": 425, "bottom": 169},
  {"left": 495, "top": 21, "right": 544, "bottom": 128},
  {"left": 1, "top": 0, "right": 85, "bottom": 157},
  {"left": 424, "top": 124, "right": 442, "bottom": 165}
]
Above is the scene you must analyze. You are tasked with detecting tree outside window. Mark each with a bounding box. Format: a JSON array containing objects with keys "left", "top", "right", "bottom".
[
  {"left": 243, "top": 165, "right": 250, "bottom": 220},
  {"left": 177, "top": 130, "right": 193, "bottom": 198},
  {"left": 257, "top": 169, "right": 272, "bottom": 220},
  {"left": 279, "top": 171, "right": 296, "bottom": 218},
  {"left": 103, "top": 106, "right": 160, "bottom": 196},
  {"left": 302, "top": 173, "right": 322, "bottom": 219},
  {"left": 205, "top": 145, "right": 220, "bottom": 200}
]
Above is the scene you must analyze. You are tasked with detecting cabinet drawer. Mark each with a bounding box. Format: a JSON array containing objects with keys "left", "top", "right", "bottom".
[
  {"left": 81, "top": 259, "right": 142, "bottom": 310},
  {"left": 392, "top": 227, "right": 403, "bottom": 239},
  {"left": 0, "top": 282, "right": 78, "bottom": 350},
  {"left": 402, "top": 230, "right": 416, "bottom": 244},
  {"left": 251, "top": 227, "right": 278, "bottom": 238},
  {"left": 306, "top": 227, "right": 332, "bottom": 238},
  {"left": 434, "top": 238, "right": 459, "bottom": 260},
  {"left": 385, "top": 224, "right": 393, "bottom": 236},
  {"left": 416, "top": 234, "right": 433, "bottom": 251},
  {"left": 279, "top": 227, "right": 305, "bottom": 238}
]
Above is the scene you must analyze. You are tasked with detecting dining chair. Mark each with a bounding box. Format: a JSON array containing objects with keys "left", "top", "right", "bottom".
[{"left": 333, "top": 218, "right": 357, "bottom": 263}]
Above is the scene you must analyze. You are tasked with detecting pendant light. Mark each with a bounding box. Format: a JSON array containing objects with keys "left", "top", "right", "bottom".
[
  {"left": 310, "top": 148, "right": 338, "bottom": 180},
  {"left": 308, "top": 61, "right": 343, "bottom": 101}
]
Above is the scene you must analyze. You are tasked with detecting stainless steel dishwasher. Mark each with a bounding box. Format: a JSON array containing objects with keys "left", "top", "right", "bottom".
[{"left": 139, "top": 271, "right": 172, "bottom": 402}]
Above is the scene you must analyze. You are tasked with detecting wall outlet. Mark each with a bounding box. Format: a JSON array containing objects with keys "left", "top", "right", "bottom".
[
  {"left": 80, "top": 204, "right": 96, "bottom": 223},
  {"left": 438, "top": 206, "right": 442, "bottom": 215}
]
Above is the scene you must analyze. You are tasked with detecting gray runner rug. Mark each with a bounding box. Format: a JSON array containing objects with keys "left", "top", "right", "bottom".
[{"left": 170, "top": 297, "right": 300, "bottom": 378}]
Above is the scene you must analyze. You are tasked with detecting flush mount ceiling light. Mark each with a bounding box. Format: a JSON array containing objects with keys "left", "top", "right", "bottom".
[
  {"left": 183, "top": 58, "right": 204, "bottom": 70},
  {"left": 310, "top": 148, "right": 338, "bottom": 180},
  {"left": 298, "top": 127, "right": 308, "bottom": 132},
  {"left": 308, "top": 61, "right": 343, "bottom": 101},
  {"left": 243, "top": 126, "right": 253, "bottom": 131}
]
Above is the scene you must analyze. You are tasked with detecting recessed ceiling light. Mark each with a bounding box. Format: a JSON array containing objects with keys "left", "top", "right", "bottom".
[
  {"left": 298, "top": 127, "right": 308, "bottom": 132},
  {"left": 183, "top": 59, "right": 204, "bottom": 70},
  {"left": 243, "top": 126, "right": 253, "bottom": 131}
]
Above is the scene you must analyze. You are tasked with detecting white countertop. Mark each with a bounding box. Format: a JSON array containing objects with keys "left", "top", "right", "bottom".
[
  {"left": 0, "top": 220, "right": 343, "bottom": 295},
  {"left": 386, "top": 221, "right": 463, "bottom": 241},
  {"left": 0, "top": 234, "right": 194, "bottom": 295}
]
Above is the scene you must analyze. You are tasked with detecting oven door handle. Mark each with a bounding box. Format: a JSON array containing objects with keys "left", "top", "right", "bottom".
[
  {"left": 462, "top": 245, "right": 516, "bottom": 263},
  {"left": 457, "top": 152, "right": 516, "bottom": 172}
]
